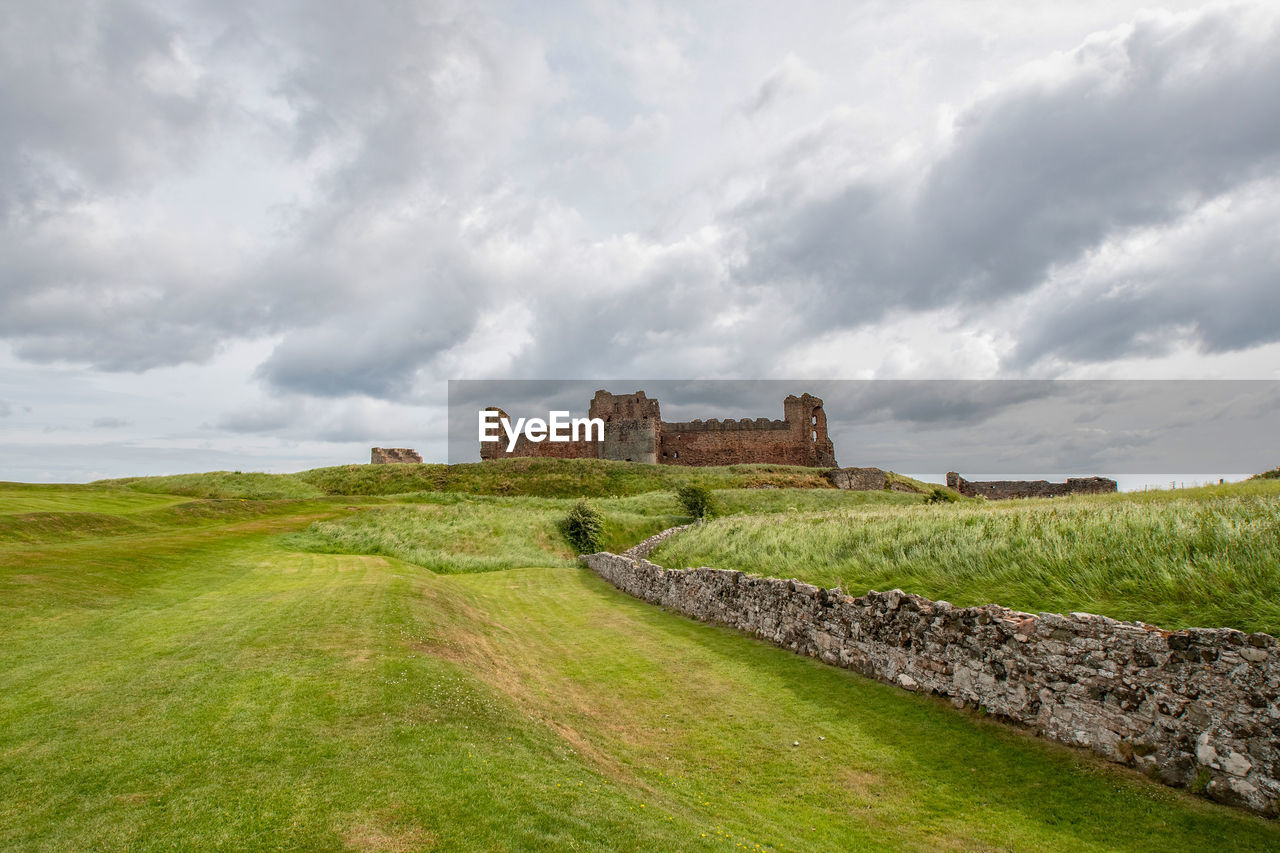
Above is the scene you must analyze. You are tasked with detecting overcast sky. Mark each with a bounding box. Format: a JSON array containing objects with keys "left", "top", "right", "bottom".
[{"left": 2, "top": 1, "right": 1279, "bottom": 482}]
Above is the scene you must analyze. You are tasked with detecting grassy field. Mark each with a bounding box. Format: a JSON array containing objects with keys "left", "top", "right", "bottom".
[
  {"left": 284, "top": 492, "right": 688, "bottom": 572},
  {"left": 652, "top": 479, "right": 1280, "bottom": 635},
  {"left": 283, "top": 489, "right": 930, "bottom": 573},
  {"left": 2, "top": 471, "right": 1279, "bottom": 850}
]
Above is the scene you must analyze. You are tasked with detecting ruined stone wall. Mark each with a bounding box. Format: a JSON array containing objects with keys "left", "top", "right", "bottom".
[
  {"left": 582, "top": 540, "right": 1280, "bottom": 815},
  {"left": 370, "top": 447, "right": 423, "bottom": 464},
  {"left": 589, "top": 390, "right": 661, "bottom": 422},
  {"left": 657, "top": 391, "right": 837, "bottom": 467},
  {"left": 827, "top": 467, "right": 890, "bottom": 490},
  {"left": 603, "top": 419, "right": 659, "bottom": 464},
  {"left": 499, "top": 437, "right": 597, "bottom": 460},
  {"left": 659, "top": 419, "right": 821, "bottom": 466},
  {"left": 784, "top": 393, "right": 837, "bottom": 467},
  {"left": 947, "top": 472, "right": 1118, "bottom": 499}
]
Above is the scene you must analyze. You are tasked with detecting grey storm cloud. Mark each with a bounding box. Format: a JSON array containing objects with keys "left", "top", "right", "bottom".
[
  {"left": 91, "top": 417, "right": 135, "bottom": 429},
  {"left": 1012, "top": 184, "right": 1280, "bottom": 365},
  {"left": 0, "top": 0, "right": 552, "bottom": 378},
  {"left": 256, "top": 310, "right": 471, "bottom": 398},
  {"left": 2, "top": 0, "right": 1280, "bottom": 409},
  {"left": 741, "top": 54, "right": 820, "bottom": 117},
  {"left": 0, "top": 1, "right": 271, "bottom": 370},
  {"left": 0, "top": 1, "right": 222, "bottom": 219},
  {"left": 733, "top": 7, "right": 1280, "bottom": 366}
]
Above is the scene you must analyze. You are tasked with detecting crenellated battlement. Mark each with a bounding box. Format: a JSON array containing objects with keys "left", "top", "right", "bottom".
[{"left": 664, "top": 417, "right": 790, "bottom": 432}]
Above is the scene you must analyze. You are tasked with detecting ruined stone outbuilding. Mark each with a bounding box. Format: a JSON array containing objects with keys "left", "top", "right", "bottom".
[
  {"left": 481, "top": 390, "right": 838, "bottom": 468},
  {"left": 947, "top": 472, "right": 1117, "bottom": 499},
  {"left": 370, "top": 447, "right": 423, "bottom": 464}
]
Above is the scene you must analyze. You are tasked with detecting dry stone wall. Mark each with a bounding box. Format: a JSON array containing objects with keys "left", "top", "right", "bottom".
[
  {"left": 583, "top": 536, "right": 1280, "bottom": 815},
  {"left": 623, "top": 524, "right": 692, "bottom": 560}
]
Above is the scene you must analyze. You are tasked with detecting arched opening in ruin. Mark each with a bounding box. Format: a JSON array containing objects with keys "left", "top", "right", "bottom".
[{"left": 810, "top": 405, "right": 826, "bottom": 443}]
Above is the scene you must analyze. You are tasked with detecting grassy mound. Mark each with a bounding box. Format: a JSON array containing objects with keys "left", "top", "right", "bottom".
[
  {"left": 0, "top": 511, "right": 148, "bottom": 544},
  {"left": 296, "top": 461, "right": 448, "bottom": 494},
  {"left": 0, "top": 482, "right": 188, "bottom": 514},
  {"left": 100, "top": 471, "right": 325, "bottom": 500},
  {"left": 103, "top": 458, "right": 844, "bottom": 500},
  {"left": 305, "top": 457, "right": 838, "bottom": 497},
  {"left": 653, "top": 479, "right": 1280, "bottom": 635},
  {"left": 0, "top": 483, "right": 344, "bottom": 546}
]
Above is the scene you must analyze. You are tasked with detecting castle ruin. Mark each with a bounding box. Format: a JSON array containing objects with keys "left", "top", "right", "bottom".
[
  {"left": 947, "top": 472, "right": 1117, "bottom": 499},
  {"left": 481, "top": 390, "right": 837, "bottom": 467},
  {"left": 370, "top": 447, "right": 423, "bottom": 464}
]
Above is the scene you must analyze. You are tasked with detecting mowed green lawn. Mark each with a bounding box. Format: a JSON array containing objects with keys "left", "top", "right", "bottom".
[{"left": 2, "top": 483, "right": 1278, "bottom": 851}]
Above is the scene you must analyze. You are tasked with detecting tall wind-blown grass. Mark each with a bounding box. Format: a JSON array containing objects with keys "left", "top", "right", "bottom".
[{"left": 652, "top": 486, "right": 1280, "bottom": 634}]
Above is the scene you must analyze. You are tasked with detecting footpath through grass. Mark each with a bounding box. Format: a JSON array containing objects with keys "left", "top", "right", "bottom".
[
  {"left": 653, "top": 479, "right": 1280, "bottom": 635},
  {"left": 2, "top": 482, "right": 1279, "bottom": 849}
]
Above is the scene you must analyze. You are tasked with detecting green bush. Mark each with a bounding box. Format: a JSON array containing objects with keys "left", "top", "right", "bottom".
[
  {"left": 559, "top": 499, "right": 605, "bottom": 554},
  {"left": 926, "top": 487, "right": 960, "bottom": 504},
  {"left": 676, "top": 484, "right": 718, "bottom": 520}
]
